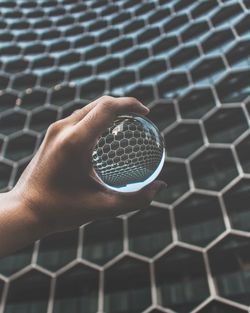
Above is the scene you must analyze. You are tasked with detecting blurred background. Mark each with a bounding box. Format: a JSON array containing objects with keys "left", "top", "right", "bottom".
[{"left": 0, "top": 0, "right": 250, "bottom": 312}]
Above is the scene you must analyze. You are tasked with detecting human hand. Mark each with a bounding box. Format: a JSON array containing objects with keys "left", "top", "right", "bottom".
[{"left": 11, "top": 96, "right": 166, "bottom": 235}]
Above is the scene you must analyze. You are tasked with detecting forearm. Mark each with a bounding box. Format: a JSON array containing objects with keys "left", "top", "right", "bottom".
[{"left": 0, "top": 191, "right": 47, "bottom": 257}]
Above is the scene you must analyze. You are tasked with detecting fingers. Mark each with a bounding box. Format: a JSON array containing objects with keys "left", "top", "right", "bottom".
[
  {"left": 97, "top": 180, "right": 167, "bottom": 219},
  {"left": 75, "top": 96, "right": 149, "bottom": 148},
  {"left": 63, "top": 98, "right": 101, "bottom": 124}
]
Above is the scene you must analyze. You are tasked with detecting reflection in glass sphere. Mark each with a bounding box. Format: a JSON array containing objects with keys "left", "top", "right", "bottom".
[{"left": 92, "top": 114, "right": 165, "bottom": 192}]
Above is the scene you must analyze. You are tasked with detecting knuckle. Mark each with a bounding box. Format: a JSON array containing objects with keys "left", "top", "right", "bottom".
[
  {"left": 127, "top": 96, "right": 139, "bottom": 103},
  {"left": 60, "top": 130, "right": 77, "bottom": 149},
  {"left": 101, "top": 98, "right": 116, "bottom": 111},
  {"left": 99, "top": 95, "right": 115, "bottom": 104},
  {"left": 46, "top": 120, "right": 62, "bottom": 136}
]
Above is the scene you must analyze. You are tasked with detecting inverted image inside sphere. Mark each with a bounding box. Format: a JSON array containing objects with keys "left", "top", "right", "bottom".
[{"left": 92, "top": 114, "right": 165, "bottom": 192}]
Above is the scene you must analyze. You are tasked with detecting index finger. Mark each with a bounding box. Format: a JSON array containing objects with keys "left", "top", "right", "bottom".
[{"left": 75, "top": 96, "right": 149, "bottom": 148}]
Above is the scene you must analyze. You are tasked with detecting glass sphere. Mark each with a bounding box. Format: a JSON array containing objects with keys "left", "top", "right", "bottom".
[{"left": 92, "top": 114, "right": 165, "bottom": 192}]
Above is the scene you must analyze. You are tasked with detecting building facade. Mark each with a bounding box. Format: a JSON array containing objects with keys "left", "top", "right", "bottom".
[{"left": 0, "top": 0, "right": 250, "bottom": 312}]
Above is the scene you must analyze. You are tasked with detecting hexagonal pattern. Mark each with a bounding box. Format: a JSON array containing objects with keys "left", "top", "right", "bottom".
[{"left": 0, "top": 1, "right": 250, "bottom": 312}]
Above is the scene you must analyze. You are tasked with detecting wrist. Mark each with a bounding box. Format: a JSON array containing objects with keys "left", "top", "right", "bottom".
[{"left": 6, "top": 188, "right": 52, "bottom": 240}]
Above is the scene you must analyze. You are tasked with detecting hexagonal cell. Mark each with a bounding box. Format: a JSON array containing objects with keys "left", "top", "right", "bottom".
[
  {"left": 33, "top": 19, "right": 52, "bottom": 30},
  {"left": 236, "top": 134, "right": 250, "bottom": 173},
  {"left": 0, "top": 93, "right": 18, "bottom": 113},
  {"left": 5, "top": 269, "right": 50, "bottom": 313},
  {"left": 202, "top": 29, "right": 235, "bottom": 54},
  {"left": 0, "top": 32, "right": 14, "bottom": 43},
  {"left": 100, "top": 4, "right": 119, "bottom": 17},
  {"left": 135, "top": 2, "right": 156, "bottom": 16},
  {"left": 155, "top": 247, "right": 209, "bottom": 312},
  {"left": 5, "top": 58, "right": 29, "bottom": 74},
  {"left": 175, "top": 193, "right": 225, "bottom": 247},
  {"left": 147, "top": 101, "right": 176, "bottom": 131},
  {"left": 148, "top": 7, "right": 171, "bottom": 25},
  {"left": 11, "top": 73, "right": 37, "bottom": 91},
  {"left": 64, "top": 25, "right": 84, "bottom": 38},
  {"left": 216, "top": 70, "right": 250, "bottom": 103},
  {"left": 164, "top": 123, "right": 203, "bottom": 158},
  {"left": 163, "top": 14, "right": 189, "bottom": 35},
  {"left": 197, "top": 300, "right": 248, "bottom": 313},
  {"left": 155, "top": 161, "right": 189, "bottom": 204},
  {"left": 137, "top": 26, "right": 161, "bottom": 44},
  {"left": 208, "top": 234, "right": 250, "bottom": 305},
  {"left": 85, "top": 45, "right": 107, "bottom": 61},
  {"left": 191, "top": 147, "right": 238, "bottom": 191},
  {"left": 5, "top": 133, "right": 37, "bottom": 161},
  {"left": 88, "top": 19, "right": 108, "bottom": 32},
  {"left": 78, "top": 11, "right": 97, "bottom": 23},
  {"left": 124, "top": 47, "right": 149, "bottom": 66},
  {"left": 58, "top": 52, "right": 81, "bottom": 66},
  {"left": 204, "top": 108, "right": 248, "bottom": 143},
  {"left": 50, "top": 85, "right": 76, "bottom": 106},
  {"left": 110, "top": 70, "right": 136, "bottom": 91},
  {"left": 41, "top": 29, "right": 61, "bottom": 41},
  {"left": 191, "top": 0, "right": 218, "bottom": 19},
  {"left": 53, "top": 264, "right": 99, "bottom": 313},
  {"left": 23, "top": 43, "right": 46, "bottom": 56},
  {"left": 0, "top": 161, "right": 12, "bottom": 190},
  {"left": 29, "top": 108, "right": 58, "bottom": 132},
  {"left": 16, "top": 31, "right": 37, "bottom": 43},
  {"left": 191, "top": 57, "right": 226, "bottom": 84},
  {"left": 211, "top": 3, "right": 243, "bottom": 27},
  {"left": 170, "top": 46, "right": 200, "bottom": 69},
  {"left": 20, "top": 89, "right": 47, "bottom": 110},
  {"left": 223, "top": 179, "right": 250, "bottom": 232},
  {"left": 128, "top": 206, "right": 172, "bottom": 257},
  {"left": 181, "top": 20, "right": 209, "bottom": 43},
  {"left": 40, "top": 70, "right": 65, "bottom": 88},
  {"left": 104, "top": 257, "right": 151, "bottom": 313},
  {"left": 0, "top": 45, "right": 21, "bottom": 56},
  {"left": 0, "top": 244, "right": 33, "bottom": 276},
  {"left": 152, "top": 35, "right": 179, "bottom": 57},
  {"left": 123, "top": 19, "right": 145, "bottom": 35},
  {"left": 174, "top": 0, "right": 196, "bottom": 12},
  {"left": 178, "top": 88, "right": 215, "bottom": 119},
  {"left": 80, "top": 79, "right": 105, "bottom": 100},
  {"left": 235, "top": 14, "right": 250, "bottom": 37},
  {"left": 74, "top": 34, "right": 95, "bottom": 49},
  {"left": 82, "top": 218, "right": 123, "bottom": 265},
  {"left": 96, "top": 57, "right": 120, "bottom": 74},
  {"left": 139, "top": 59, "right": 167, "bottom": 81},
  {"left": 0, "top": 111, "right": 26, "bottom": 135},
  {"left": 68, "top": 63, "right": 93, "bottom": 81},
  {"left": 126, "top": 84, "right": 155, "bottom": 105},
  {"left": 0, "top": 74, "right": 9, "bottom": 90},
  {"left": 111, "top": 37, "right": 134, "bottom": 53},
  {"left": 32, "top": 56, "right": 55, "bottom": 70},
  {"left": 98, "top": 27, "right": 120, "bottom": 42},
  {"left": 158, "top": 73, "right": 189, "bottom": 99},
  {"left": 37, "top": 229, "right": 78, "bottom": 271},
  {"left": 226, "top": 40, "right": 250, "bottom": 69}
]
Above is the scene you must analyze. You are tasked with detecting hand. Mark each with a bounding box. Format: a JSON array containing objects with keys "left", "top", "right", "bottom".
[{"left": 11, "top": 96, "right": 166, "bottom": 235}]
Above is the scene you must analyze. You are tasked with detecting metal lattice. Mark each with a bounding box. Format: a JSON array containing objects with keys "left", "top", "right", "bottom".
[{"left": 0, "top": 0, "right": 250, "bottom": 312}]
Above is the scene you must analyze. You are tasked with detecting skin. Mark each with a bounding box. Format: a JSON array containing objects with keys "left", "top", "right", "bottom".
[{"left": 0, "top": 96, "right": 166, "bottom": 257}]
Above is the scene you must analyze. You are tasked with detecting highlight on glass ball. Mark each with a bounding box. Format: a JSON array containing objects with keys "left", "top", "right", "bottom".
[{"left": 92, "top": 113, "right": 165, "bottom": 192}]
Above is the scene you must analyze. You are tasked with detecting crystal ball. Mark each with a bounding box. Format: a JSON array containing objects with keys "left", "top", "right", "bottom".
[{"left": 92, "top": 114, "right": 165, "bottom": 192}]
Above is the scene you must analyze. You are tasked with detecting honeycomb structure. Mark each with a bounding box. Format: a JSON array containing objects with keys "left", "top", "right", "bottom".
[
  {"left": 0, "top": 0, "right": 250, "bottom": 312},
  {"left": 92, "top": 114, "right": 164, "bottom": 190}
]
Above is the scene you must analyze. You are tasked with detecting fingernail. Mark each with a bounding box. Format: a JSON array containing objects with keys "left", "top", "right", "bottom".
[{"left": 140, "top": 105, "right": 150, "bottom": 113}]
